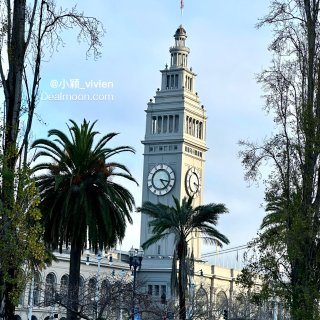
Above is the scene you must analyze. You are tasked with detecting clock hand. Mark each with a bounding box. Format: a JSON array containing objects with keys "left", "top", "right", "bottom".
[{"left": 160, "top": 178, "right": 169, "bottom": 187}]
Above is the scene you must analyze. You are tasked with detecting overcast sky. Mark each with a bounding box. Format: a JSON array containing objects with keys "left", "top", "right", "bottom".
[{"left": 30, "top": 1, "right": 275, "bottom": 265}]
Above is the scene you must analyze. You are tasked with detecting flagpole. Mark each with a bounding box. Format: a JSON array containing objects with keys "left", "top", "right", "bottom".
[{"left": 180, "top": 0, "right": 184, "bottom": 20}]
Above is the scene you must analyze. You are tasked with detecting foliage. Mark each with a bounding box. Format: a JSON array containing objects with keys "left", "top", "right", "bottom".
[
  {"left": 139, "top": 196, "right": 229, "bottom": 320},
  {"left": 0, "top": 165, "right": 49, "bottom": 315},
  {"left": 32, "top": 119, "right": 137, "bottom": 320},
  {"left": 239, "top": 1, "right": 320, "bottom": 319}
]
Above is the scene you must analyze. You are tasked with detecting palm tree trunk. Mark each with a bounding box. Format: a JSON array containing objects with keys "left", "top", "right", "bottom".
[
  {"left": 67, "top": 239, "right": 82, "bottom": 320},
  {"left": 178, "top": 250, "right": 187, "bottom": 320}
]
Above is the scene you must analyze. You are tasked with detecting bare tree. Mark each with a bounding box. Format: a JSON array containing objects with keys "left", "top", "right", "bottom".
[
  {"left": 186, "top": 284, "right": 288, "bottom": 320},
  {"left": 26, "top": 272, "right": 175, "bottom": 320},
  {"left": 0, "top": 1, "right": 104, "bottom": 318},
  {"left": 239, "top": 1, "right": 320, "bottom": 319}
]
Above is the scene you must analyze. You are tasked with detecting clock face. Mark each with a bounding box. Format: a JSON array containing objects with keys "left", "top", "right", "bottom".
[
  {"left": 185, "top": 167, "right": 201, "bottom": 197},
  {"left": 148, "top": 164, "right": 175, "bottom": 196}
]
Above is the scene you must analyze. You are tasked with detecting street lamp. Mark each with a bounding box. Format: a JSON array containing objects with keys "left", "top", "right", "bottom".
[
  {"left": 129, "top": 247, "right": 144, "bottom": 320},
  {"left": 96, "top": 251, "right": 103, "bottom": 310}
]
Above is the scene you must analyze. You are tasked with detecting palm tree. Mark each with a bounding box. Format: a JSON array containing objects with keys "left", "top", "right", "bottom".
[
  {"left": 31, "top": 119, "right": 137, "bottom": 320},
  {"left": 139, "top": 196, "right": 229, "bottom": 320}
]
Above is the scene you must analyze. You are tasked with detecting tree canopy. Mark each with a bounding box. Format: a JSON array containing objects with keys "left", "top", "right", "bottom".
[
  {"left": 239, "top": 1, "right": 320, "bottom": 319},
  {"left": 140, "top": 196, "right": 229, "bottom": 320},
  {"left": 32, "top": 119, "right": 137, "bottom": 320}
]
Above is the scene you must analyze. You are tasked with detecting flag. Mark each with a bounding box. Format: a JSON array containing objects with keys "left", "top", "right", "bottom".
[{"left": 180, "top": 0, "right": 184, "bottom": 9}]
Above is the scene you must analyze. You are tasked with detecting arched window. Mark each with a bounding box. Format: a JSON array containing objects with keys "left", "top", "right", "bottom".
[
  {"left": 195, "top": 287, "right": 209, "bottom": 318},
  {"left": 188, "top": 117, "right": 192, "bottom": 135},
  {"left": 33, "top": 271, "right": 41, "bottom": 307},
  {"left": 79, "top": 276, "right": 85, "bottom": 302},
  {"left": 199, "top": 122, "right": 203, "bottom": 139},
  {"left": 31, "top": 316, "right": 38, "bottom": 320},
  {"left": 101, "top": 279, "right": 108, "bottom": 296},
  {"left": 14, "top": 316, "right": 22, "bottom": 320},
  {"left": 157, "top": 116, "right": 162, "bottom": 133},
  {"left": 44, "top": 273, "right": 56, "bottom": 306},
  {"left": 100, "top": 279, "right": 109, "bottom": 307},
  {"left": 60, "top": 274, "right": 69, "bottom": 304},
  {"left": 88, "top": 278, "right": 97, "bottom": 304},
  {"left": 18, "top": 288, "right": 25, "bottom": 306},
  {"left": 216, "top": 290, "right": 228, "bottom": 315}
]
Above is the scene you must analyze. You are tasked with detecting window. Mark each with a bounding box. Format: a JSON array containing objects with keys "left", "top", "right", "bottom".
[
  {"left": 161, "top": 285, "right": 166, "bottom": 296},
  {"left": 195, "top": 287, "right": 209, "bottom": 317},
  {"left": 148, "top": 221, "right": 153, "bottom": 234},
  {"left": 152, "top": 116, "right": 157, "bottom": 134},
  {"left": 157, "top": 245, "right": 161, "bottom": 255},
  {"left": 88, "top": 278, "right": 97, "bottom": 304},
  {"left": 185, "top": 116, "right": 189, "bottom": 133},
  {"left": 163, "top": 116, "right": 168, "bottom": 133},
  {"left": 33, "top": 272, "right": 41, "bottom": 306},
  {"left": 155, "top": 285, "right": 160, "bottom": 296},
  {"left": 19, "top": 289, "right": 25, "bottom": 306},
  {"left": 216, "top": 291, "right": 228, "bottom": 310},
  {"left": 148, "top": 285, "right": 153, "bottom": 295},
  {"left": 174, "top": 115, "right": 179, "bottom": 132},
  {"left": 173, "top": 53, "right": 177, "bottom": 66},
  {"left": 100, "top": 280, "right": 108, "bottom": 306},
  {"left": 169, "top": 115, "right": 173, "bottom": 133},
  {"left": 199, "top": 122, "right": 203, "bottom": 139},
  {"left": 60, "top": 274, "right": 69, "bottom": 304},
  {"left": 195, "top": 120, "right": 199, "bottom": 137},
  {"left": 79, "top": 276, "right": 85, "bottom": 302},
  {"left": 44, "top": 273, "right": 56, "bottom": 306},
  {"left": 157, "top": 116, "right": 162, "bottom": 133}
]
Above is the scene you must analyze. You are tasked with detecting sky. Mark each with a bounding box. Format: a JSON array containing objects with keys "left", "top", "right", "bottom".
[{"left": 29, "top": 0, "right": 275, "bottom": 266}]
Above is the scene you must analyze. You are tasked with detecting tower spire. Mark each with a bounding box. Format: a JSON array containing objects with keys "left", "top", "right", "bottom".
[{"left": 169, "top": 25, "right": 190, "bottom": 69}]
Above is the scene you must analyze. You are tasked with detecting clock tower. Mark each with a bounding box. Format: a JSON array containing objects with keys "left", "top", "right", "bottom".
[{"left": 140, "top": 25, "right": 207, "bottom": 259}]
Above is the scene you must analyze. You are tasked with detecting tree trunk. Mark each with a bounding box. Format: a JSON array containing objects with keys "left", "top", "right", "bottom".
[
  {"left": 178, "top": 257, "right": 186, "bottom": 320},
  {"left": 1, "top": 1, "right": 26, "bottom": 318},
  {"left": 67, "top": 239, "right": 82, "bottom": 320},
  {"left": 177, "top": 241, "right": 188, "bottom": 320}
]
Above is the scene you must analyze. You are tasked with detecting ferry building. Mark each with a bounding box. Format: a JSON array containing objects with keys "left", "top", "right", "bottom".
[{"left": 15, "top": 25, "right": 260, "bottom": 320}]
